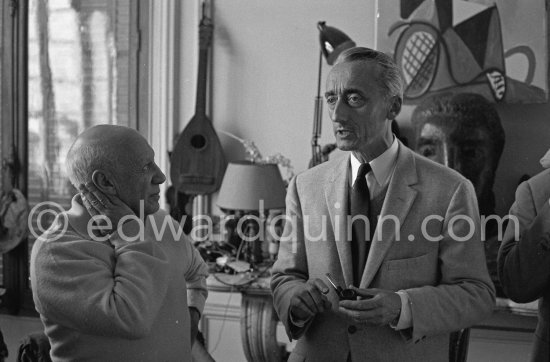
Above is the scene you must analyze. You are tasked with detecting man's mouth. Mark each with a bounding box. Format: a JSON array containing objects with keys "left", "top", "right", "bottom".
[{"left": 336, "top": 129, "right": 354, "bottom": 137}]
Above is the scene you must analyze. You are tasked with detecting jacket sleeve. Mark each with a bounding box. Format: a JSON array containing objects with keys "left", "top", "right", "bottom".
[
  {"left": 183, "top": 234, "right": 209, "bottom": 315},
  {"left": 31, "top": 219, "right": 171, "bottom": 339},
  {"left": 498, "top": 180, "right": 550, "bottom": 303},
  {"left": 405, "top": 179, "right": 495, "bottom": 342},
  {"left": 146, "top": 209, "right": 209, "bottom": 315},
  {"left": 270, "top": 176, "right": 313, "bottom": 340}
]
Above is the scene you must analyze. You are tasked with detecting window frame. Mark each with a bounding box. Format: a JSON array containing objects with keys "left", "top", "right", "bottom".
[
  {"left": 1, "top": 0, "right": 30, "bottom": 315},
  {"left": 0, "top": 0, "right": 151, "bottom": 315}
]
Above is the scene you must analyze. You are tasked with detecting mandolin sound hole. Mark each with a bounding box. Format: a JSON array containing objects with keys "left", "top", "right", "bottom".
[{"left": 190, "top": 135, "right": 207, "bottom": 150}]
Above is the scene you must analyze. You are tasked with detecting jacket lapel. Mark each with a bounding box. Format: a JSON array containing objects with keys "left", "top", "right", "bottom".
[
  {"left": 360, "top": 143, "right": 419, "bottom": 288},
  {"left": 325, "top": 154, "right": 354, "bottom": 287}
]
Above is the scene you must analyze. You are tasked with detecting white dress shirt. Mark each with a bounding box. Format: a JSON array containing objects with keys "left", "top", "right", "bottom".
[{"left": 349, "top": 136, "right": 412, "bottom": 330}]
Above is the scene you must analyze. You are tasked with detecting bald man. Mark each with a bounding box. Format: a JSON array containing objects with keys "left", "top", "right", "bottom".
[{"left": 30, "top": 125, "right": 209, "bottom": 361}]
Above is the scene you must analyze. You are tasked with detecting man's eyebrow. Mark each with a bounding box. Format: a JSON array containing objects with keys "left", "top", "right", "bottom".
[
  {"left": 135, "top": 156, "right": 153, "bottom": 168},
  {"left": 324, "top": 88, "right": 363, "bottom": 98},
  {"left": 343, "top": 88, "right": 363, "bottom": 95}
]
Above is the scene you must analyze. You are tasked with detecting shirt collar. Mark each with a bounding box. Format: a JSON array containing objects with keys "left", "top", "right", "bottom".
[{"left": 350, "top": 136, "right": 399, "bottom": 188}]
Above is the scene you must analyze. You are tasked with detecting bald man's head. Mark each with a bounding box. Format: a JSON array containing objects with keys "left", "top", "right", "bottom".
[
  {"left": 66, "top": 125, "right": 166, "bottom": 215},
  {"left": 65, "top": 125, "right": 145, "bottom": 187}
]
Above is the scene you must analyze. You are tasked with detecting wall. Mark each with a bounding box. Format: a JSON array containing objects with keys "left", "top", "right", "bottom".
[
  {"left": 209, "top": 0, "right": 376, "bottom": 172},
  {"left": 178, "top": 0, "right": 377, "bottom": 213},
  {"left": 178, "top": 0, "right": 550, "bottom": 217}
]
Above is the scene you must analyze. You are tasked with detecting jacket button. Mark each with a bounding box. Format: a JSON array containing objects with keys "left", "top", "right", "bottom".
[{"left": 348, "top": 325, "right": 357, "bottom": 334}]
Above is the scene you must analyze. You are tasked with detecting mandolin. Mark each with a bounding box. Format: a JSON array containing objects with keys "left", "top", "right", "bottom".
[{"left": 170, "top": 9, "right": 226, "bottom": 195}]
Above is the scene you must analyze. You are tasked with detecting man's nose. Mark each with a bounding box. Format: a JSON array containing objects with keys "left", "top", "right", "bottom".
[
  {"left": 330, "top": 98, "right": 349, "bottom": 122},
  {"left": 153, "top": 164, "right": 166, "bottom": 184}
]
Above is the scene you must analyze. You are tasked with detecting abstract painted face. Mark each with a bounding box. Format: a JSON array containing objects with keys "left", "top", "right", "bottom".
[{"left": 415, "top": 115, "right": 497, "bottom": 212}]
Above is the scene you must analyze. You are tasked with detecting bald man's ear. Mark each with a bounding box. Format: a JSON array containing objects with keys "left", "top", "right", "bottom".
[
  {"left": 91, "top": 170, "right": 117, "bottom": 195},
  {"left": 387, "top": 96, "right": 402, "bottom": 120}
]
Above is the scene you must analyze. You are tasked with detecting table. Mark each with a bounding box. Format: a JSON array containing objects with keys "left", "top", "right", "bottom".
[{"left": 207, "top": 273, "right": 283, "bottom": 362}]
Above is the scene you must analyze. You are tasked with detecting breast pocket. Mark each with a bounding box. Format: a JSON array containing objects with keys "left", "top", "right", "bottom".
[{"left": 373, "top": 252, "right": 438, "bottom": 290}]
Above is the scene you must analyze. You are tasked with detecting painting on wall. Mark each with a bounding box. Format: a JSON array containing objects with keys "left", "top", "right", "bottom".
[{"left": 376, "top": 0, "right": 548, "bottom": 104}]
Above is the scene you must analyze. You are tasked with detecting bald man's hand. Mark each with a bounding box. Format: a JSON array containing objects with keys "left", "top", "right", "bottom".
[
  {"left": 289, "top": 279, "right": 332, "bottom": 324},
  {"left": 79, "top": 182, "right": 134, "bottom": 232}
]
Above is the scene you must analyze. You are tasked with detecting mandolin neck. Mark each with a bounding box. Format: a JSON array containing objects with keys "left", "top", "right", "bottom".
[{"left": 195, "top": 47, "right": 209, "bottom": 116}]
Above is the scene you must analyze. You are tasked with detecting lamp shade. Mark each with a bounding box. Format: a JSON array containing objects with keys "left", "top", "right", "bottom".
[
  {"left": 318, "top": 21, "right": 356, "bottom": 65},
  {"left": 217, "top": 161, "right": 287, "bottom": 211}
]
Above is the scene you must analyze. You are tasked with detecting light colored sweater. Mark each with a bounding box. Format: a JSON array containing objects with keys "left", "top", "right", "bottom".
[{"left": 30, "top": 198, "right": 209, "bottom": 362}]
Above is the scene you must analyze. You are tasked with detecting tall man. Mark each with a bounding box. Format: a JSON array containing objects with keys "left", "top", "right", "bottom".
[
  {"left": 30, "top": 125, "right": 209, "bottom": 361},
  {"left": 271, "top": 47, "right": 495, "bottom": 361}
]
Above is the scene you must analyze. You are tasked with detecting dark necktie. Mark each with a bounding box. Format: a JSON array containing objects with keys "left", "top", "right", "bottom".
[{"left": 350, "top": 163, "right": 371, "bottom": 287}]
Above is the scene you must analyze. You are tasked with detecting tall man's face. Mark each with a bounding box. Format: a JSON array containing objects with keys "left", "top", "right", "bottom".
[
  {"left": 325, "top": 61, "right": 396, "bottom": 160},
  {"left": 415, "top": 117, "right": 496, "bottom": 208}
]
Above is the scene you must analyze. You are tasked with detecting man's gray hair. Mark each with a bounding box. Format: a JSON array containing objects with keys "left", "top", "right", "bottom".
[
  {"left": 335, "top": 47, "right": 403, "bottom": 100},
  {"left": 65, "top": 141, "right": 121, "bottom": 187}
]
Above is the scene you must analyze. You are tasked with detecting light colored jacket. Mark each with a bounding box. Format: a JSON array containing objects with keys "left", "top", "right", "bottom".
[
  {"left": 31, "top": 201, "right": 209, "bottom": 362},
  {"left": 272, "top": 142, "right": 495, "bottom": 362},
  {"left": 499, "top": 169, "right": 550, "bottom": 362}
]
